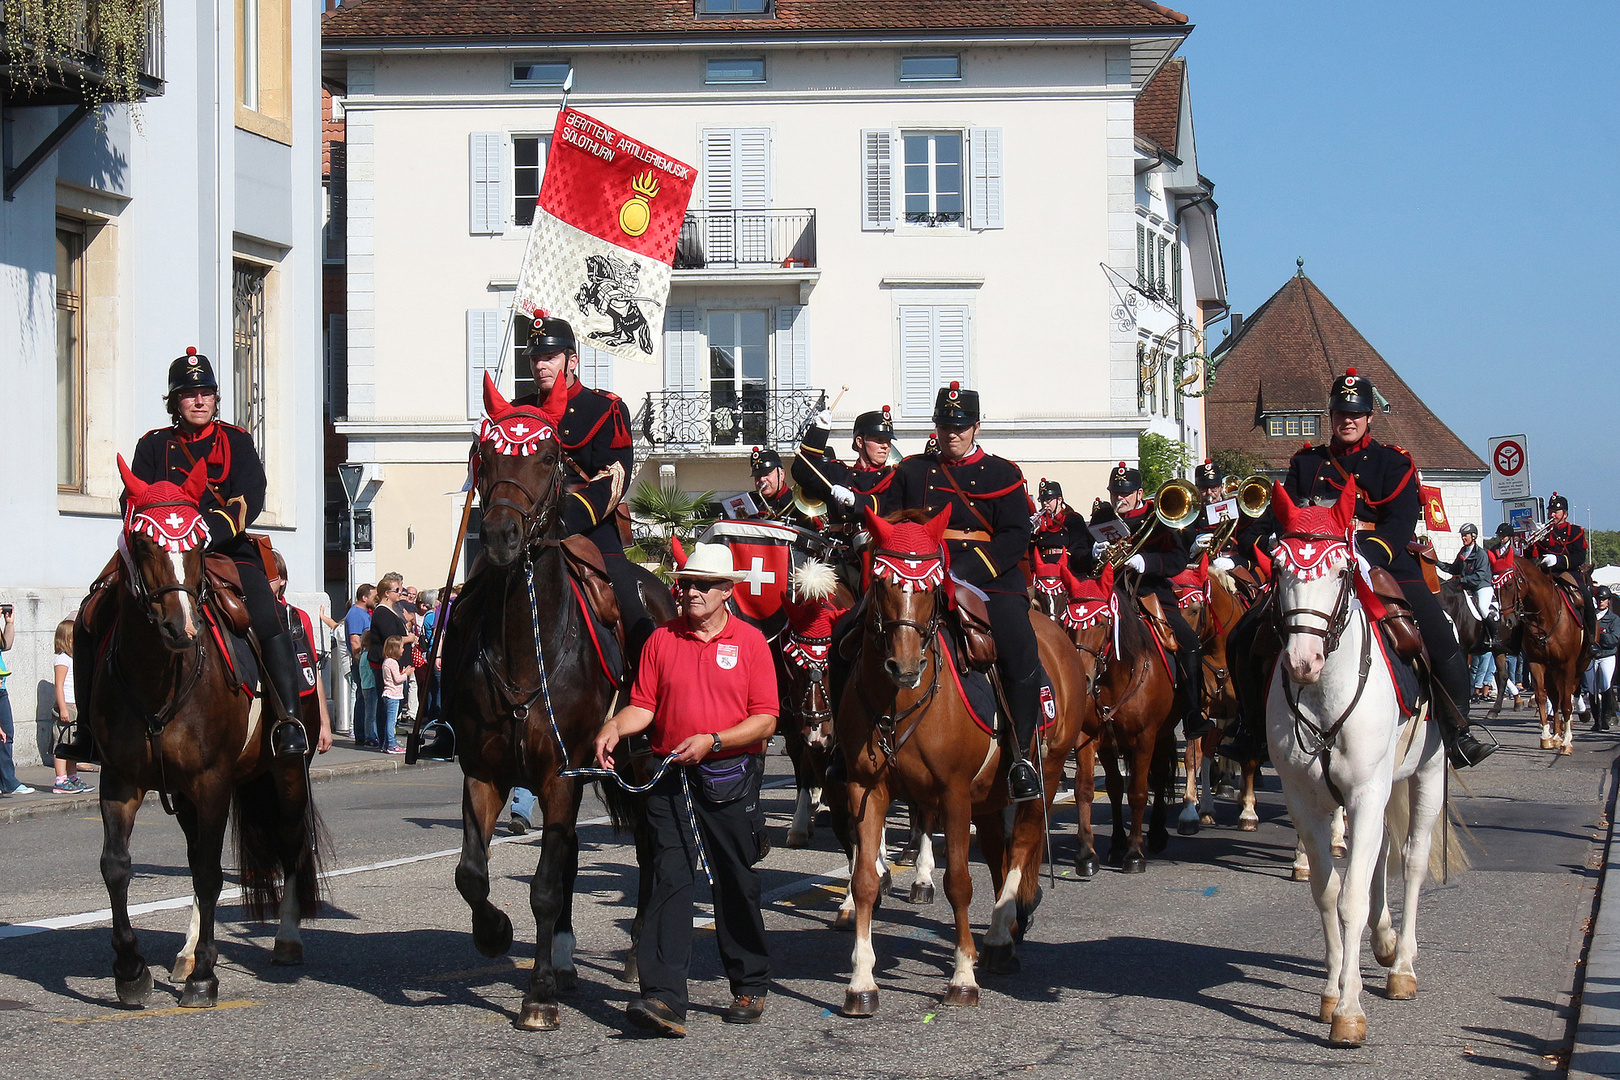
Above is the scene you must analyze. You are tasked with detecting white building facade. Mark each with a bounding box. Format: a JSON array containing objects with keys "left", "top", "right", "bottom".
[
  {"left": 0, "top": 0, "right": 325, "bottom": 767},
  {"left": 322, "top": 1, "right": 1224, "bottom": 587}
]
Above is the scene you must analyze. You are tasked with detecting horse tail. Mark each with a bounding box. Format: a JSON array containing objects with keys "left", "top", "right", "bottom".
[
  {"left": 599, "top": 763, "right": 645, "bottom": 835},
  {"left": 1383, "top": 775, "right": 1470, "bottom": 884},
  {"left": 231, "top": 769, "right": 329, "bottom": 921}
]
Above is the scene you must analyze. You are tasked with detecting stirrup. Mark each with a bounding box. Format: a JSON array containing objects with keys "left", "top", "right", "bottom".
[
  {"left": 1447, "top": 726, "right": 1497, "bottom": 768},
  {"left": 272, "top": 719, "right": 309, "bottom": 758},
  {"left": 1007, "top": 758, "right": 1042, "bottom": 803}
]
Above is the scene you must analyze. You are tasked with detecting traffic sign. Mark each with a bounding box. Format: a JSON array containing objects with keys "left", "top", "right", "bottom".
[
  {"left": 338, "top": 463, "right": 365, "bottom": 505},
  {"left": 1487, "top": 434, "right": 1531, "bottom": 500}
]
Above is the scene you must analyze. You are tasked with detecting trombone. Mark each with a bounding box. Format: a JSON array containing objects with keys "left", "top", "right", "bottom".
[
  {"left": 1100, "top": 479, "right": 1203, "bottom": 569},
  {"left": 1202, "top": 474, "right": 1273, "bottom": 554}
]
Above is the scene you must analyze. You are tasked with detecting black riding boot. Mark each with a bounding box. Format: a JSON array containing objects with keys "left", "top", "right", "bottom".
[
  {"left": 1431, "top": 649, "right": 1495, "bottom": 768},
  {"left": 1177, "top": 645, "right": 1211, "bottom": 741},
  {"left": 1482, "top": 616, "right": 1499, "bottom": 652},
  {"left": 1004, "top": 671, "right": 1043, "bottom": 803},
  {"left": 261, "top": 633, "right": 310, "bottom": 758},
  {"left": 53, "top": 712, "right": 98, "bottom": 764},
  {"left": 1599, "top": 689, "right": 1616, "bottom": 732}
]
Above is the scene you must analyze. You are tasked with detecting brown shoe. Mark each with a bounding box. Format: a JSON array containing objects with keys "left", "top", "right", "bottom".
[
  {"left": 626, "top": 997, "right": 686, "bottom": 1038},
  {"left": 724, "top": 993, "right": 767, "bottom": 1024}
]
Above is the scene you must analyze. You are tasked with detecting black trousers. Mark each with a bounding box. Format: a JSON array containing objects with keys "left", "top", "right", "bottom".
[
  {"left": 603, "top": 552, "right": 656, "bottom": 675},
  {"left": 226, "top": 547, "right": 284, "bottom": 643},
  {"left": 986, "top": 590, "right": 1042, "bottom": 755},
  {"left": 1145, "top": 584, "right": 1204, "bottom": 733},
  {"left": 1396, "top": 575, "right": 1470, "bottom": 722},
  {"left": 638, "top": 768, "right": 770, "bottom": 1017}
]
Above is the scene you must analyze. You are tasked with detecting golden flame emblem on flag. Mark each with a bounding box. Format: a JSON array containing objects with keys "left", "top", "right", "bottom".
[{"left": 618, "top": 171, "right": 660, "bottom": 238}]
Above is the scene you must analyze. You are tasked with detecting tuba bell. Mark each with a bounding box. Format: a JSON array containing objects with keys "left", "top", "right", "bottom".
[
  {"left": 1238, "top": 474, "right": 1272, "bottom": 518},
  {"left": 1109, "top": 478, "right": 1200, "bottom": 568}
]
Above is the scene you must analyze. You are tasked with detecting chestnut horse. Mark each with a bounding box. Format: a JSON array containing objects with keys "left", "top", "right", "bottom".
[
  {"left": 838, "top": 510, "right": 1085, "bottom": 1014},
  {"left": 441, "top": 374, "right": 674, "bottom": 1029},
  {"left": 1514, "top": 556, "right": 1589, "bottom": 754},
  {"left": 88, "top": 456, "right": 324, "bottom": 1008}
]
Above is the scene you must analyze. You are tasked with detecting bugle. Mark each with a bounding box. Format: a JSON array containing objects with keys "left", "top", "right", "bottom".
[{"left": 1109, "top": 479, "right": 1201, "bottom": 568}]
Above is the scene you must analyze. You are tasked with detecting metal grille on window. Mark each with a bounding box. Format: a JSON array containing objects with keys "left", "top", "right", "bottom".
[{"left": 233, "top": 262, "right": 268, "bottom": 459}]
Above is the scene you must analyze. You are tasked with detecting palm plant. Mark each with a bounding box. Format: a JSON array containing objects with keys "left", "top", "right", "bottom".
[{"left": 628, "top": 482, "right": 716, "bottom": 570}]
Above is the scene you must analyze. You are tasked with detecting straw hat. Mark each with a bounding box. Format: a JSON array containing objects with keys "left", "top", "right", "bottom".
[{"left": 675, "top": 543, "right": 748, "bottom": 583}]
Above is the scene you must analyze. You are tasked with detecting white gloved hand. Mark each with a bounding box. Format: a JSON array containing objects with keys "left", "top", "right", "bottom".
[
  {"left": 1541, "top": 554, "right": 1558, "bottom": 568},
  {"left": 813, "top": 409, "right": 833, "bottom": 430},
  {"left": 830, "top": 484, "right": 856, "bottom": 507},
  {"left": 1190, "top": 533, "right": 1212, "bottom": 553},
  {"left": 1212, "top": 556, "right": 1236, "bottom": 571},
  {"left": 1125, "top": 554, "right": 1147, "bottom": 573},
  {"left": 1091, "top": 541, "right": 1110, "bottom": 559}
]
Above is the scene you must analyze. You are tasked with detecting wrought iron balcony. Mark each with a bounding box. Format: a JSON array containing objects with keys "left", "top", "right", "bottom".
[
  {"left": 1, "top": 0, "right": 166, "bottom": 107},
  {"left": 673, "top": 209, "right": 816, "bottom": 271},
  {"left": 637, "top": 387, "right": 825, "bottom": 453}
]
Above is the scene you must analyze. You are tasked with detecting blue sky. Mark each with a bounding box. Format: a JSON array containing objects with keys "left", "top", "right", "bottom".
[{"left": 1179, "top": 3, "right": 1619, "bottom": 529}]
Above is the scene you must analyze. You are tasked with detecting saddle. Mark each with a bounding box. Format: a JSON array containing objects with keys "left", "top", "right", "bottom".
[
  {"left": 204, "top": 554, "right": 252, "bottom": 635},
  {"left": 1138, "top": 593, "right": 1180, "bottom": 652},
  {"left": 560, "top": 534, "right": 622, "bottom": 633},
  {"left": 1366, "top": 566, "right": 1425, "bottom": 662},
  {"left": 949, "top": 587, "right": 997, "bottom": 671},
  {"left": 1406, "top": 538, "right": 1441, "bottom": 595}
]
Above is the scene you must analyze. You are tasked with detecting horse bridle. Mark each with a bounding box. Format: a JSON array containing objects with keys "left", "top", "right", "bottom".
[
  {"left": 1272, "top": 530, "right": 1357, "bottom": 653},
  {"left": 478, "top": 447, "right": 564, "bottom": 550},
  {"left": 783, "top": 631, "right": 834, "bottom": 730},
  {"left": 859, "top": 560, "right": 947, "bottom": 762}
]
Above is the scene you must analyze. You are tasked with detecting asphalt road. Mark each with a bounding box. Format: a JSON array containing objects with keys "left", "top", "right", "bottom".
[{"left": 1, "top": 703, "right": 1614, "bottom": 1080}]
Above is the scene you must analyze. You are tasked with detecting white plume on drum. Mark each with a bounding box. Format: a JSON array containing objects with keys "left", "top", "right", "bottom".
[{"left": 791, "top": 559, "right": 838, "bottom": 603}]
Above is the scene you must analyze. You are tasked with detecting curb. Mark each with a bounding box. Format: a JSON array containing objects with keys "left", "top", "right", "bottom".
[
  {"left": 1, "top": 754, "right": 448, "bottom": 825},
  {"left": 1570, "top": 754, "right": 1620, "bottom": 1080}
]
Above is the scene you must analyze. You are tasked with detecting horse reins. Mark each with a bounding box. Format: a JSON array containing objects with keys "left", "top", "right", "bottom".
[{"left": 858, "top": 575, "right": 945, "bottom": 765}]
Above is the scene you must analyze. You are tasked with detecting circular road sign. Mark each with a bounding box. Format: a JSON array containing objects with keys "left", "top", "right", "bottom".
[{"left": 1494, "top": 440, "right": 1524, "bottom": 476}]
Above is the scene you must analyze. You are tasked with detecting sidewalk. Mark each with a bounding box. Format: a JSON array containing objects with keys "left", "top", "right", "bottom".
[
  {"left": 1, "top": 740, "right": 445, "bottom": 824},
  {"left": 1571, "top": 755, "right": 1620, "bottom": 1080}
]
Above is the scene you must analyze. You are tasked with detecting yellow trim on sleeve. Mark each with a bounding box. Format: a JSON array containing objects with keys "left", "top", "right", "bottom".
[
  {"left": 208, "top": 508, "right": 239, "bottom": 538},
  {"left": 976, "top": 549, "right": 998, "bottom": 576},
  {"left": 1366, "top": 536, "right": 1393, "bottom": 561},
  {"left": 569, "top": 490, "right": 599, "bottom": 525}
]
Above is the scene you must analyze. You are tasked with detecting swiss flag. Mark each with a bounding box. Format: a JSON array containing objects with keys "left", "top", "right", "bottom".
[{"left": 728, "top": 540, "right": 793, "bottom": 624}]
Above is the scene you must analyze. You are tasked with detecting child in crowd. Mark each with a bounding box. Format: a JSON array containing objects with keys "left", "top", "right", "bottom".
[
  {"left": 52, "top": 619, "right": 94, "bottom": 794},
  {"left": 356, "top": 630, "right": 378, "bottom": 746},
  {"left": 380, "top": 635, "right": 409, "bottom": 754}
]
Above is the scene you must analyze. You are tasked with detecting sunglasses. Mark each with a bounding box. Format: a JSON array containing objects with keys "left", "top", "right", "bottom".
[{"left": 676, "top": 578, "right": 728, "bottom": 593}]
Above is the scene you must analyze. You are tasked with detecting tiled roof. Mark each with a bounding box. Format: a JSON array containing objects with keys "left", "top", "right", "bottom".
[
  {"left": 1204, "top": 273, "right": 1488, "bottom": 473},
  {"left": 1134, "top": 56, "right": 1181, "bottom": 155},
  {"left": 322, "top": 0, "right": 1188, "bottom": 39}
]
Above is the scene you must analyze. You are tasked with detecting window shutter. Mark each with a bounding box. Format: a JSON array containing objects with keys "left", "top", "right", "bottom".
[
  {"left": 578, "top": 342, "right": 614, "bottom": 392},
  {"left": 466, "top": 308, "right": 502, "bottom": 419},
  {"left": 703, "top": 130, "right": 737, "bottom": 262},
  {"left": 862, "top": 129, "right": 895, "bottom": 231},
  {"left": 469, "top": 133, "right": 505, "bottom": 234},
  {"left": 898, "top": 305, "right": 934, "bottom": 417},
  {"left": 737, "top": 129, "right": 771, "bottom": 261},
  {"left": 325, "top": 314, "right": 347, "bottom": 419},
  {"left": 1137, "top": 223, "right": 1147, "bottom": 284},
  {"left": 1172, "top": 242, "right": 1182, "bottom": 307},
  {"left": 967, "top": 127, "right": 1004, "bottom": 229},
  {"left": 935, "top": 306, "right": 969, "bottom": 391},
  {"left": 775, "top": 304, "right": 808, "bottom": 389},
  {"left": 663, "top": 306, "right": 700, "bottom": 392}
]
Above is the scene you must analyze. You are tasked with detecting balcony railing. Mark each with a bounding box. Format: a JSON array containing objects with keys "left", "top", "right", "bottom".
[
  {"left": 0, "top": 0, "right": 166, "bottom": 106},
  {"left": 637, "top": 387, "right": 825, "bottom": 453},
  {"left": 674, "top": 209, "right": 816, "bottom": 270}
]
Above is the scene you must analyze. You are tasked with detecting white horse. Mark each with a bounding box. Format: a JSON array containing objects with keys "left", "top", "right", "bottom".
[{"left": 1266, "top": 481, "right": 1457, "bottom": 1048}]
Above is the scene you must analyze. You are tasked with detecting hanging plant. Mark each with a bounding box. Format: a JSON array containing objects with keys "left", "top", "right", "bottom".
[{"left": 3, "top": 0, "right": 160, "bottom": 122}]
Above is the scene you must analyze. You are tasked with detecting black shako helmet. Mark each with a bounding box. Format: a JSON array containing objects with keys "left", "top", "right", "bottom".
[
  {"left": 1108, "top": 462, "right": 1143, "bottom": 496},
  {"left": 1194, "top": 459, "right": 1222, "bottom": 489},
  {"left": 853, "top": 406, "right": 894, "bottom": 440},
  {"left": 932, "top": 381, "right": 980, "bottom": 427},
  {"left": 1329, "top": 367, "right": 1376, "bottom": 415},
  {"left": 1549, "top": 492, "right": 1569, "bottom": 513},
  {"left": 750, "top": 446, "right": 783, "bottom": 477},
  {"left": 167, "top": 347, "right": 218, "bottom": 396},
  {"left": 1038, "top": 478, "right": 1063, "bottom": 502},
  {"left": 526, "top": 316, "right": 577, "bottom": 356}
]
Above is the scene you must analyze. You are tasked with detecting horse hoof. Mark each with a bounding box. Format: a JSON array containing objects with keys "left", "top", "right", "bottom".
[
  {"left": 832, "top": 909, "right": 856, "bottom": 931},
  {"left": 786, "top": 831, "right": 811, "bottom": 849},
  {"left": 620, "top": 956, "right": 639, "bottom": 985},
  {"left": 1239, "top": 816, "right": 1259, "bottom": 833},
  {"left": 1074, "top": 854, "right": 1100, "bottom": 881},
  {"left": 1328, "top": 1013, "right": 1366, "bottom": 1047},
  {"left": 271, "top": 940, "right": 304, "bottom": 967},
  {"left": 942, "top": 984, "right": 980, "bottom": 1007},
  {"left": 179, "top": 977, "right": 219, "bottom": 1009},
  {"left": 474, "top": 911, "right": 514, "bottom": 959},
  {"left": 516, "top": 1002, "right": 560, "bottom": 1030},
  {"left": 1293, "top": 866, "right": 1312, "bottom": 882},
  {"left": 555, "top": 968, "right": 578, "bottom": 992},
  {"left": 1199, "top": 813, "right": 1216, "bottom": 826},
  {"left": 1332, "top": 844, "right": 1348, "bottom": 859},
  {"left": 842, "top": 989, "right": 878, "bottom": 1017},
  {"left": 1177, "top": 819, "right": 1200, "bottom": 837},
  {"left": 892, "top": 847, "right": 919, "bottom": 868},
  {"left": 908, "top": 882, "right": 935, "bottom": 906},
  {"left": 1540, "top": 737, "right": 1554, "bottom": 749},
  {"left": 1121, "top": 854, "right": 1148, "bottom": 874},
  {"left": 115, "top": 968, "right": 153, "bottom": 1007},
  {"left": 1318, "top": 995, "right": 1339, "bottom": 1023},
  {"left": 980, "top": 944, "right": 1020, "bottom": 975},
  {"left": 1559, "top": 745, "right": 1573, "bottom": 756},
  {"left": 1386, "top": 973, "right": 1417, "bottom": 1000},
  {"left": 170, "top": 957, "right": 194, "bottom": 984}
]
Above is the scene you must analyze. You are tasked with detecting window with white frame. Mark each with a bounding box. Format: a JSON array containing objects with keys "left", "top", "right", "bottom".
[
  {"left": 1266, "top": 414, "right": 1320, "bottom": 439},
  {"left": 697, "top": 0, "right": 769, "bottom": 12},
  {"left": 706, "top": 57, "right": 765, "bottom": 84},
  {"left": 57, "top": 219, "right": 85, "bottom": 490},
  {"left": 898, "top": 304, "right": 969, "bottom": 418},
  {"left": 863, "top": 127, "right": 1002, "bottom": 231},
  {"left": 900, "top": 55, "right": 960, "bottom": 82},
  {"left": 512, "top": 135, "right": 548, "bottom": 227},
  {"left": 1136, "top": 216, "right": 1181, "bottom": 307},
  {"left": 709, "top": 310, "right": 770, "bottom": 445},
  {"left": 511, "top": 60, "right": 570, "bottom": 87}
]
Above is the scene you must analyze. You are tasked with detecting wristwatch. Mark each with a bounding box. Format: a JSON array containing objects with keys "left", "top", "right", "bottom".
[{"left": 709, "top": 733, "right": 723, "bottom": 754}]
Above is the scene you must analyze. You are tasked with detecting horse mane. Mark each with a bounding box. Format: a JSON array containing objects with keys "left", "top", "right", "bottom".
[
  {"left": 1113, "top": 577, "right": 1155, "bottom": 659},
  {"left": 886, "top": 509, "right": 934, "bottom": 525}
]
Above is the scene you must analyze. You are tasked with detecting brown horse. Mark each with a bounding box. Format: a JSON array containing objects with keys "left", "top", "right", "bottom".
[
  {"left": 1514, "top": 556, "right": 1589, "bottom": 754},
  {"left": 88, "top": 456, "right": 324, "bottom": 1008},
  {"left": 1176, "top": 562, "right": 1255, "bottom": 834},
  {"left": 441, "top": 374, "right": 675, "bottom": 1029},
  {"left": 837, "top": 510, "right": 1085, "bottom": 1014},
  {"left": 1054, "top": 560, "right": 1181, "bottom": 873}
]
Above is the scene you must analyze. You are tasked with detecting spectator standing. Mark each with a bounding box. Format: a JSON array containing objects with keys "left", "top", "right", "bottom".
[
  {"left": 368, "top": 573, "right": 415, "bottom": 747},
  {"left": 1589, "top": 587, "right": 1618, "bottom": 732},
  {"left": 0, "top": 602, "right": 32, "bottom": 796},
  {"left": 51, "top": 620, "right": 94, "bottom": 793},
  {"left": 379, "top": 636, "right": 409, "bottom": 754},
  {"left": 345, "top": 585, "right": 377, "bottom": 746},
  {"left": 594, "top": 543, "right": 777, "bottom": 1037}
]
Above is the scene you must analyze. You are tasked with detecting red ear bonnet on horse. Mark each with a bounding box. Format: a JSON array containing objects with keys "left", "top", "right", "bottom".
[
  {"left": 1332, "top": 477, "right": 1357, "bottom": 535},
  {"left": 863, "top": 509, "right": 948, "bottom": 592},
  {"left": 482, "top": 371, "right": 513, "bottom": 420},
  {"left": 118, "top": 454, "right": 148, "bottom": 503},
  {"left": 179, "top": 456, "right": 210, "bottom": 505},
  {"left": 670, "top": 536, "right": 688, "bottom": 570},
  {"left": 1270, "top": 481, "right": 1294, "bottom": 532},
  {"left": 479, "top": 371, "right": 557, "bottom": 456},
  {"left": 118, "top": 453, "right": 210, "bottom": 553}
]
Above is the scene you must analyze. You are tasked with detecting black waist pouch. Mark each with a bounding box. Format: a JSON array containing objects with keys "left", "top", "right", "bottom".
[{"left": 692, "top": 752, "right": 764, "bottom": 805}]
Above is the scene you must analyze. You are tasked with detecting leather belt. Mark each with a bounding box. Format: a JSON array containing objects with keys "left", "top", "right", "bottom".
[
  {"left": 1355, "top": 521, "right": 1377, "bottom": 532},
  {"left": 943, "top": 528, "right": 992, "bottom": 543}
]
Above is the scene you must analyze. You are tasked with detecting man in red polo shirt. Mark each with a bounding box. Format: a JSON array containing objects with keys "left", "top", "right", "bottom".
[{"left": 595, "top": 543, "right": 778, "bottom": 1038}]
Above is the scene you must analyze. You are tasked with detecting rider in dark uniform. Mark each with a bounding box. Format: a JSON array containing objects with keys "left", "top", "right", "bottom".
[
  {"left": 1528, "top": 492, "right": 1595, "bottom": 642},
  {"left": 512, "top": 317, "right": 653, "bottom": 663},
  {"left": 128, "top": 350, "right": 307, "bottom": 757},
  {"left": 1032, "top": 478, "right": 1097, "bottom": 576},
  {"left": 1184, "top": 460, "right": 1228, "bottom": 559},
  {"left": 792, "top": 405, "right": 896, "bottom": 524},
  {"left": 879, "top": 382, "right": 1044, "bottom": 802},
  {"left": 1095, "top": 464, "right": 1208, "bottom": 741},
  {"left": 1225, "top": 368, "right": 1495, "bottom": 767},
  {"left": 749, "top": 446, "right": 816, "bottom": 526}
]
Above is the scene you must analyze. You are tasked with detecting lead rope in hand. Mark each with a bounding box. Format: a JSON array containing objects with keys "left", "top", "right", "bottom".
[{"left": 525, "top": 562, "right": 712, "bottom": 884}]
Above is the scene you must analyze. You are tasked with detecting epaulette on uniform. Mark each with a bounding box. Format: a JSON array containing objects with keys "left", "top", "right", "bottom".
[
  {"left": 140, "top": 425, "right": 173, "bottom": 440},
  {"left": 1385, "top": 444, "right": 1414, "bottom": 461}
]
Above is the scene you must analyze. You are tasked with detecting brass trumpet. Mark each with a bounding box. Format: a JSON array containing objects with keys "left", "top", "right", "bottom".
[
  {"left": 1202, "top": 474, "right": 1273, "bottom": 554},
  {"left": 1107, "top": 478, "right": 1202, "bottom": 569}
]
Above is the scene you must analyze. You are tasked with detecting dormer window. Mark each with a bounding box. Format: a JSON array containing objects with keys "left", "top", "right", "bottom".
[{"left": 697, "top": 0, "right": 771, "bottom": 14}]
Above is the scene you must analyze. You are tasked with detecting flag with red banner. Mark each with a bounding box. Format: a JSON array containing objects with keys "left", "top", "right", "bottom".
[
  {"left": 514, "top": 108, "right": 698, "bottom": 366},
  {"left": 1421, "top": 484, "right": 1450, "bottom": 531},
  {"left": 697, "top": 519, "right": 832, "bottom": 635}
]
